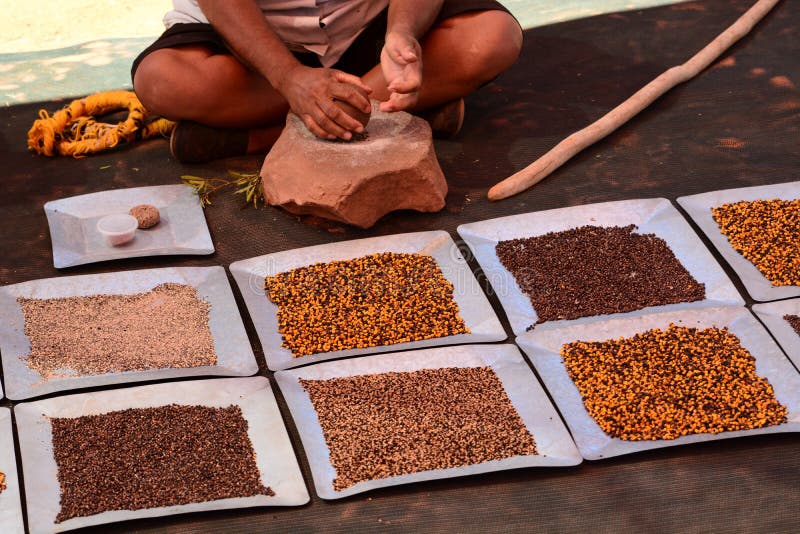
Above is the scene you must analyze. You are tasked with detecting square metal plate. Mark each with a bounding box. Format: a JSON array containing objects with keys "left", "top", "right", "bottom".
[
  {"left": 677, "top": 181, "right": 800, "bottom": 302},
  {"left": 275, "top": 344, "right": 581, "bottom": 499},
  {"left": 45, "top": 184, "right": 214, "bottom": 268},
  {"left": 457, "top": 198, "right": 743, "bottom": 334},
  {"left": 15, "top": 377, "right": 309, "bottom": 534},
  {"left": 0, "top": 266, "right": 257, "bottom": 400},
  {"left": 230, "top": 230, "right": 506, "bottom": 370},
  {"left": 516, "top": 306, "right": 800, "bottom": 460}
]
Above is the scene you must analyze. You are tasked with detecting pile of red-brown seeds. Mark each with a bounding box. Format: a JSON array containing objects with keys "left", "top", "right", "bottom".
[
  {"left": 51, "top": 404, "right": 272, "bottom": 523},
  {"left": 561, "top": 324, "right": 788, "bottom": 441},
  {"left": 300, "top": 366, "right": 537, "bottom": 491},
  {"left": 496, "top": 225, "right": 706, "bottom": 324},
  {"left": 784, "top": 314, "right": 800, "bottom": 337}
]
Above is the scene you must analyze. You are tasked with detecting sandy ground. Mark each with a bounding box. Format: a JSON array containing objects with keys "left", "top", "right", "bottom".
[{"left": 2, "top": 0, "right": 171, "bottom": 54}]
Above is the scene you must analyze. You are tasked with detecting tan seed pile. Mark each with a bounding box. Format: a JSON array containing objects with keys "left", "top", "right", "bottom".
[
  {"left": 711, "top": 198, "right": 800, "bottom": 286},
  {"left": 51, "top": 404, "right": 272, "bottom": 523},
  {"left": 561, "top": 324, "right": 788, "bottom": 441},
  {"left": 265, "top": 252, "right": 469, "bottom": 357},
  {"left": 784, "top": 314, "right": 800, "bottom": 336},
  {"left": 19, "top": 283, "right": 216, "bottom": 379},
  {"left": 300, "top": 367, "right": 537, "bottom": 491}
]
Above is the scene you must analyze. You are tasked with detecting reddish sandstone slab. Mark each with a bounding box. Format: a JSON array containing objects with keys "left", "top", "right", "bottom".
[{"left": 261, "top": 108, "right": 447, "bottom": 228}]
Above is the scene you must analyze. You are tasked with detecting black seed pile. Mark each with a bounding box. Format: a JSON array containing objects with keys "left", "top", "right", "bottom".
[
  {"left": 496, "top": 225, "right": 706, "bottom": 324},
  {"left": 784, "top": 314, "right": 800, "bottom": 336},
  {"left": 51, "top": 404, "right": 273, "bottom": 523},
  {"left": 301, "top": 367, "right": 537, "bottom": 491}
]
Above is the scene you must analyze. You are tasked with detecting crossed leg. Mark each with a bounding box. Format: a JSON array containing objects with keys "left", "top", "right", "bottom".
[{"left": 133, "top": 10, "right": 522, "bottom": 155}]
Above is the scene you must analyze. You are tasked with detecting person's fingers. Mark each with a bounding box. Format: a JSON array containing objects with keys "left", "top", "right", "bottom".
[
  {"left": 314, "top": 101, "right": 353, "bottom": 140},
  {"left": 332, "top": 71, "right": 373, "bottom": 95},
  {"left": 387, "top": 67, "right": 422, "bottom": 94},
  {"left": 330, "top": 83, "right": 371, "bottom": 114},
  {"left": 379, "top": 90, "right": 418, "bottom": 112},
  {"left": 400, "top": 46, "right": 418, "bottom": 62},
  {"left": 302, "top": 114, "right": 336, "bottom": 140}
]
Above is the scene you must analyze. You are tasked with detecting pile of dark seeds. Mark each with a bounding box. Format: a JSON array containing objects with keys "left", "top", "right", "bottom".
[
  {"left": 51, "top": 404, "right": 273, "bottom": 523},
  {"left": 265, "top": 252, "right": 468, "bottom": 357},
  {"left": 300, "top": 367, "right": 537, "bottom": 491},
  {"left": 561, "top": 324, "right": 788, "bottom": 441},
  {"left": 784, "top": 314, "right": 800, "bottom": 336},
  {"left": 496, "top": 225, "right": 706, "bottom": 324}
]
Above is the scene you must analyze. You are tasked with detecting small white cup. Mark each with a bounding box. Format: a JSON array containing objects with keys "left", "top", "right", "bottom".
[{"left": 97, "top": 213, "right": 138, "bottom": 246}]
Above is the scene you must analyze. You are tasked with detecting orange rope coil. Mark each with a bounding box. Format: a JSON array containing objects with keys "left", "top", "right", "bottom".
[{"left": 27, "top": 90, "right": 174, "bottom": 158}]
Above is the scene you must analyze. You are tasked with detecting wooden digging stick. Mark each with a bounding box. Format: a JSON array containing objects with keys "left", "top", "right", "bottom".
[{"left": 487, "top": 0, "right": 781, "bottom": 201}]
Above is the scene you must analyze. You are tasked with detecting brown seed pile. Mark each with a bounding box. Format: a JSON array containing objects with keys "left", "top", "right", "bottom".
[
  {"left": 19, "top": 283, "right": 217, "bottom": 379},
  {"left": 265, "top": 252, "right": 469, "bottom": 357},
  {"left": 496, "top": 225, "right": 706, "bottom": 324},
  {"left": 561, "top": 324, "right": 788, "bottom": 441},
  {"left": 51, "top": 404, "right": 273, "bottom": 523},
  {"left": 300, "top": 367, "right": 537, "bottom": 491},
  {"left": 784, "top": 314, "right": 800, "bottom": 336},
  {"left": 0, "top": 471, "right": 6, "bottom": 494},
  {"left": 711, "top": 199, "right": 800, "bottom": 286}
]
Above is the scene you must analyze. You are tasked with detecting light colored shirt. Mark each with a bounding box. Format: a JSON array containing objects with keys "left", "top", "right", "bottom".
[{"left": 164, "top": 0, "right": 389, "bottom": 67}]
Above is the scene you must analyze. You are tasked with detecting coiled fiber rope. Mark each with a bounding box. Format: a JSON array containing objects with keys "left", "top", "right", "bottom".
[{"left": 27, "top": 90, "right": 174, "bottom": 158}]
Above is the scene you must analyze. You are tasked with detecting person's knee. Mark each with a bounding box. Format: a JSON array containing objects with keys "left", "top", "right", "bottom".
[
  {"left": 133, "top": 47, "right": 214, "bottom": 120},
  {"left": 471, "top": 11, "right": 523, "bottom": 82},
  {"left": 133, "top": 51, "right": 179, "bottom": 117}
]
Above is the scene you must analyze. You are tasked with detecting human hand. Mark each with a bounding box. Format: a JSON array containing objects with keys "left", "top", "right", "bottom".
[
  {"left": 380, "top": 30, "right": 422, "bottom": 112},
  {"left": 278, "top": 65, "right": 372, "bottom": 140}
]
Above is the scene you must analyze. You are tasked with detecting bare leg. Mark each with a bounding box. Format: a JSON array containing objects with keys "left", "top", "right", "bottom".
[
  {"left": 362, "top": 10, "right": 523, "bottom": 112},
  {"left": 133, "top": 44, "right": 289, "bottom": 128}
]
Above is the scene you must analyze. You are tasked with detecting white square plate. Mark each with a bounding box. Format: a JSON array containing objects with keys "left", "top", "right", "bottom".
[
  {"left": 15, "top": 377, "right": 309, "bottom": 534},
  {"left": 0, "top": 408, "right": 24, "bottom": 534},
  {"left": 677, "top": 181, "right": 800, "bottom": 301},
  {"left": 0, "top": 266, "right": 258, "bottom": 399},
  {"left": 457, "top": 198, "right": 743, "bottom": 334},
  {"left": 45, "top": 184, "right": 214, "bottom": 268},
  {"left": 275, "top": 344, "right": 582, "bottom": 499},
  {"left": 752, "top": 299, "right": 800, "bottom": 369},
  {"left": 516, "top": 306, "right": 800, "bottom": 460},
  {"left": 230, "top": 231, "right": 506, "bottom": 370}
]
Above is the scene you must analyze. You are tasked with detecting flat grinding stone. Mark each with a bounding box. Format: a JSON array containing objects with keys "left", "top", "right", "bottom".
[{"left": 260, "top": 107, "right": 447, "bottom": 229}]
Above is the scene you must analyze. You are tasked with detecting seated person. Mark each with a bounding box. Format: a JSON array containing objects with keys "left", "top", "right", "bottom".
[{"left": 132, "top": 0, "right": 523, "bottom": 162}]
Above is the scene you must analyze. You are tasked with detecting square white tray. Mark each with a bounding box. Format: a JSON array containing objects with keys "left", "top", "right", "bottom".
[
  {"left": 0, "top": 266, "right": 258, "bottom": 400},
  {"left": 45, "top": 184, "right": 214, "bottom": 268},
  {"left": 457, "top": 198, "right": 743, "bottom": 334},
  {"left": 677, "top": 181, "right": 800, "bottom": 302},
  {"left": 516, "top": 306, "right": 800, "bottom": 460},
  {"left": 0, "top": 408, "right": 24, "bottom": 534},
  {"left": 230, "top": 231, "right": 506, "bottom": 371},
  {"left": 15, "top": 377, "right": 309, "bottom": 534},
  {"left": 275, "top": 344, "right": 582, "bottom": 499},
  {"left": 753, "top": 299, "right": 800, "bottom": 370}
]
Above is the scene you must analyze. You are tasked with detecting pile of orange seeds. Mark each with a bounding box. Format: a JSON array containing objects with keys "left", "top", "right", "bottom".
[
  {"left": 264, "top": 252, "right": 468, "bottom": 357},
  {"left": 711, "top": 198, "right": 800, "bottom": 286},
  {"left": 561, "top": 324, "right": 788, "bottom": 441}
]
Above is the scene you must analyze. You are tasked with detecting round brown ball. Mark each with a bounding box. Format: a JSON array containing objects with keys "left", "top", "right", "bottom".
[
  {"left": 334, "top": 98, "right": 371, "bottom": 129},
  {"left": 129, "top": 204, "right": 160, "bottom": 229}
]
